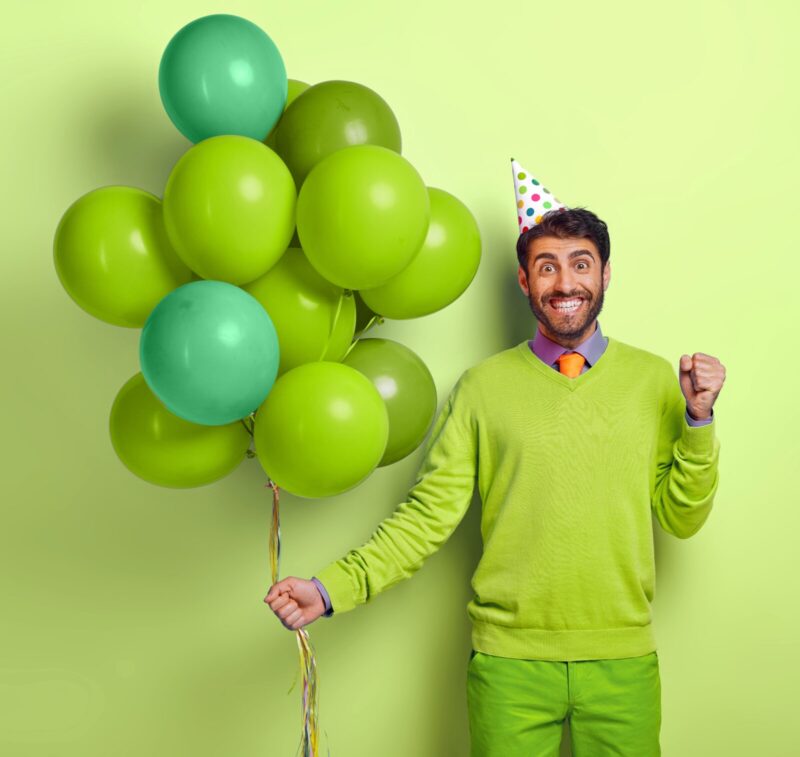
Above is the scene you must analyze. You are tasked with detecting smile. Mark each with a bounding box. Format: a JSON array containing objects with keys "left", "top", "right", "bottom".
[{"left": 549, "top": 297, "right": 585, "bottom": 314}]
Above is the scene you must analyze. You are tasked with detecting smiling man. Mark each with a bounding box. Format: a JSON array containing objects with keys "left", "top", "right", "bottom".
[
  {"left": 519, "top": 233, "right": 609, "bottom": 349},
  {"left": 265, "top": 161, "right": 725, "bottom": 757}
]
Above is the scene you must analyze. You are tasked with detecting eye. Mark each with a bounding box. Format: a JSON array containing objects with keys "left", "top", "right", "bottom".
[
  {"left": 576, "top": 261, "right": 590, "bottom": 270},
  {"left": 541, "top": 264, "right": 555, "bottom": 273}
]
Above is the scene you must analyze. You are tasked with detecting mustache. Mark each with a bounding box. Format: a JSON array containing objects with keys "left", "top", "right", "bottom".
[{"left": 544, "top": 291, "right": 592, "bottom": 302}]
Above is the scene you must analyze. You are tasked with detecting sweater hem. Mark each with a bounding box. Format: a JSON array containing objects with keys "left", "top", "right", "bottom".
[{"left": 471, "top": 620, "right": 657, "bottom": 661}]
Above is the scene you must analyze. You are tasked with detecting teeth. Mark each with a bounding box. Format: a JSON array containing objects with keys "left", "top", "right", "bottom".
[{"left": 552, "top": 298, "right": 582, "bottom": 310}]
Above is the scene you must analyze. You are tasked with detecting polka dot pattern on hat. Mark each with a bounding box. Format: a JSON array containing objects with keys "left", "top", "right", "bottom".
[{"left": 511, "top": 158, "right": 567, "bottom": 234}]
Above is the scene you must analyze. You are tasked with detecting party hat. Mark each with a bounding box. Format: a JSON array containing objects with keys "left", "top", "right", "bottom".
[{"left": 511, "top": 158, "right": 567, "bottom": 234}]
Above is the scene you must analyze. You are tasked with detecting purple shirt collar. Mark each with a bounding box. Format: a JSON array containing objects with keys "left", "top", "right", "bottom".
[{"left": 528, "top": 319, "right": 608, "bottom": 368}]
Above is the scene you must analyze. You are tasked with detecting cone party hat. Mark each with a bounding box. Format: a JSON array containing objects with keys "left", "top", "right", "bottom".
[{"left": 511, "top": 158, "right": 567, "bottom": 234}]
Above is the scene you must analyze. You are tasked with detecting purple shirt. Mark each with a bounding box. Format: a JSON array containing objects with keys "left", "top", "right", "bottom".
[
  {"left": 312, "top": 319, "right": 713, "bottom": 617},
  {"left": 311, "top": 576, "right": 334, "bottom": 617}
]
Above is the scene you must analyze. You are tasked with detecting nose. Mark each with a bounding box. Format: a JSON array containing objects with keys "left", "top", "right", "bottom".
[{"left": 554, "top": 266, "right": 579, "bottom": 294}]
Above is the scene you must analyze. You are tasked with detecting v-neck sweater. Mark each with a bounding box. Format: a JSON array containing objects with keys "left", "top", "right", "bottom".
[{"left": 314, "top": 336, "right": 720, "bottom": 661}]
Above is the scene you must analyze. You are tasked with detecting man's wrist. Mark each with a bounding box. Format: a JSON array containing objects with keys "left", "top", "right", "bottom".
[
  {"left": 311, "top": 576, "right": 333, "bottom": 616},
  {"left": 686, "top": 406, "right": 713, "bottom": 425}
]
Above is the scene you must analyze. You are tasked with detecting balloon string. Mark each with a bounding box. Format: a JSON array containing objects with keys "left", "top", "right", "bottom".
[
  {"left": 318, "top": 289, "right": 350, "bottom": 362},
  {"left": 241, "top": 412, "right": 256, "bottom": 458},
  {"left": 342, "top": 312, "right": 385, "bottom": 361},
  {"left": 265, "top": 478, "right": 328, "bottom": 757},
  {"left": 240, "top": 413, "right": 255, "bottom": 437}
]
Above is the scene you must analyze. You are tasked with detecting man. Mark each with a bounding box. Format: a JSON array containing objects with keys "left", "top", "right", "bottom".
[{"left": 265, "top": 161, "right": 724, "bottom": 756}]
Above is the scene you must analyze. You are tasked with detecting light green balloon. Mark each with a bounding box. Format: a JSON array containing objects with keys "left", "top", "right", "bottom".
[
  {"left": 253, "top": 361, "right": 388, "bottom": 498},
  {"left": 109, "top": 372, "right": 251, "bottom": 488},
  {"left": 163, "top": 135, "right": 296, "bottom": 285},
  {"left": 242, "top": 247, "right": 356, "bottom": 375},
  {"left": 296, "top": 144, "right": 430, "bottom": 289},
  {"left": 264, "top": 79, "right": 310, "bottom": 150},
  {"left": 342, "top": 338, "right": 437, "bottom": 466},
  {"left": 359, "top": 187, "right": 482, "bottom": 319},
  {"left": 53, "top": 186, "right": 193, "bottom": 327}
]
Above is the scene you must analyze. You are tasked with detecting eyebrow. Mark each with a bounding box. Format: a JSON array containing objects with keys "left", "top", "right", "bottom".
[{"left": 532, "top": 249, "right": 596, "bottom": 264}]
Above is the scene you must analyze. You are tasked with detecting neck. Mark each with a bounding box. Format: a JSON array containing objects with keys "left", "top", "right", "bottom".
[{"left": 538, "top": 319, "right": 598, "bottom": 349}]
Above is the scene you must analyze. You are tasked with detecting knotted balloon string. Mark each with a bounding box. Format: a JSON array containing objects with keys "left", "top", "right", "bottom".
[
  {"left": 264, "top": 478, "right": 330, "bottom": 757},
  {"left": 318, "top": 290, "right": 386, "bottom": 363}
]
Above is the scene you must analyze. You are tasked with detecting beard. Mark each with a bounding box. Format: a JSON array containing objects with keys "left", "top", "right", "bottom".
[{"left": 526, "top": 282, "right": 605, "bottom": 342}]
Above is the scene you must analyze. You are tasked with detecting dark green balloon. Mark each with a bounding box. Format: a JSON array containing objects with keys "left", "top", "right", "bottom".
[
  {"left": 343, "top": 338, "right": 437, "bottom": 466},
  {"left": 274, "top": 80, "right": 402, "bottom": 189},
  {"left": 264, "top": 79, "right": 310, "bottom": 150}
]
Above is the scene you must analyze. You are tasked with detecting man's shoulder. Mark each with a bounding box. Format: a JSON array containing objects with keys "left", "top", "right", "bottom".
[
  {"left": 461, "top": 342, "right": 525, "bottom": 383},
  {"left": 611, "top": 337, "right": 675, "bottom": 379}
]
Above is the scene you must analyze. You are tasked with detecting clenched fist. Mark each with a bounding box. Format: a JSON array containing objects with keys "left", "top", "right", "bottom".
[
  {"left": 679, "top": 352, "right": 726, "bottom": 421},
  {"left": 264, "top": 577, "right": 326, "bottom": 631}
]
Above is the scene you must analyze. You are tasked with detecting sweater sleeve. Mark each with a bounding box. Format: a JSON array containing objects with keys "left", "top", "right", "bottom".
[
  {"left": 650, "top": 365, "right": 721, "bottom": 539},
  {"left": 312, "top": 371, "right": 478, "bottom": 615}
]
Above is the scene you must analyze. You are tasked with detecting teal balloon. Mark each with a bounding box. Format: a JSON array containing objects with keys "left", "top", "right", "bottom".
[
  {"left": 159, "top": 14, "right": 288, "bottom": 143},
  {"left": 342, "top": 338, "right": 437, "bottom": 466},
  {"left": 253, "top": 361, "right": 388, "bottom": 498},
  {"left": 140, "top": 280, "right": 279, "bottom": 426},
  {"left": 273, "top": 80, "right": 402, "bottom": 189}
]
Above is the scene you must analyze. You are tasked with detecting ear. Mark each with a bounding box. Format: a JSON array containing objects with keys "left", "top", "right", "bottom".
[
  {"left": 518, "top": 264, "right": 530, "bottom": 296},
  {"left": 602, "top": 260, "right": 611, "bottom": 291}
]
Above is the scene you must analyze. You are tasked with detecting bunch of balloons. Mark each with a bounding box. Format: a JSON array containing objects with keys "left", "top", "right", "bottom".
[
  {"left": 53, "top": 12, "right": 482, "bottom": 500},
  {"left": 53, "top": 14, "right": 482, "bottom": 755}
]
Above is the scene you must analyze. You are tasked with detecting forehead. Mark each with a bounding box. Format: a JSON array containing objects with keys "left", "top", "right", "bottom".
[{"left": 528, "top": 235, "right": 599, "bottom": 261}]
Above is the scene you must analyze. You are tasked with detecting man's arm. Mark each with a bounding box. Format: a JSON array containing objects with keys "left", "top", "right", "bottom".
[
  {"left": 651, "top": 367, "right": 721, "bottom": 539},
  {"left": 313, "top": 371, "right": 478, "bottom": 615}
]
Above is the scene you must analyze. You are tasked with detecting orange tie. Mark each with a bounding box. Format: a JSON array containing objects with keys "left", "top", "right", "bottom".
[{"left": 556, "top": 351, "right": 586, "bottom": 378}]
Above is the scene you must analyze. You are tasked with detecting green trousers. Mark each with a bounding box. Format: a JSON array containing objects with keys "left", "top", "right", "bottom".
[{"left": 466, "top": 649, "right": 661, "bottom": 756}]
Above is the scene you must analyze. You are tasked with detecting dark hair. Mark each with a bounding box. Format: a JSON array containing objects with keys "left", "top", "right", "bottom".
[{"left": 516, "top": 207, "right": 610, "bottom": 270}]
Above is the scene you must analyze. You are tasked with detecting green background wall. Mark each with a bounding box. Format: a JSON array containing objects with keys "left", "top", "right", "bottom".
[{"left": 1, "top": 1, "right": 795, "bottom": 754}]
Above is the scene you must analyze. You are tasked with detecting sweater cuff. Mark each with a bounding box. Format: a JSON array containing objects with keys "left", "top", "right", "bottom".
[
  {"left": 314, "top": 561, "right": 358, "bottom": 615},
  {"left": 678, "top": 413, "right": 716, "bottom": 457}
]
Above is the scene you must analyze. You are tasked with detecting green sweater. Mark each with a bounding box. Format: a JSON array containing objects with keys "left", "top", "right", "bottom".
[{"left": 314, "top": 336, "right": 721, "bottom": 661}]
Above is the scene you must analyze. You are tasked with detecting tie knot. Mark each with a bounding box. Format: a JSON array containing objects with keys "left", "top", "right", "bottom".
[{"left": 556, "top": 351, "right": 586, "bottom": 378}]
